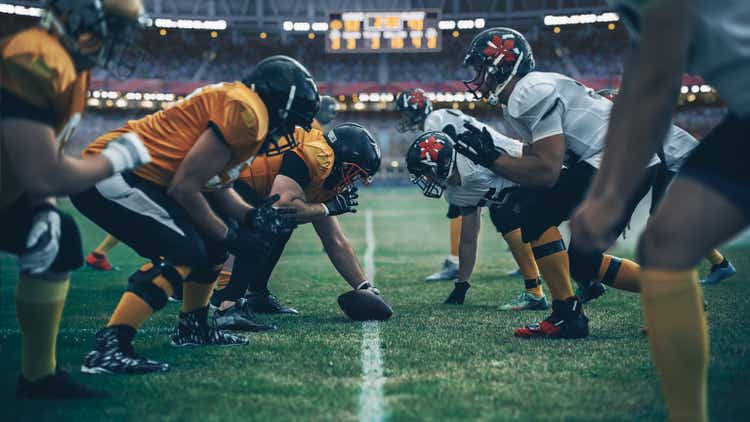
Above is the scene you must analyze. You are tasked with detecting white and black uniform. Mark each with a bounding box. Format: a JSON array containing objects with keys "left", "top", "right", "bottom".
[
  {"left": 424, "top": 108, "right": 523, "bottom": 218},
  {"left": 504, "top": 71, "right": 660, "bottom": 168},
  {"left": 613, "top": 0, "right": 750, "bottom": 217}
]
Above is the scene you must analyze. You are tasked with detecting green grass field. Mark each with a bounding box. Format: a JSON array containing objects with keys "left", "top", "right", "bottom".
[{"left": 1, "top": 187, "right": 749, "bottom": 421}]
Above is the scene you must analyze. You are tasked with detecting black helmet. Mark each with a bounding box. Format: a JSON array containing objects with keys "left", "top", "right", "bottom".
[
  {"left": 316, "top": 95, "right": 338, "bottom": 125},
  {"left": 42, "top": 0, "right": 146, "bottom": 77},
  {"left": 324, "top": 123, "right": 382, "bottom": 192},
  {"left": 395, "top": 88, "right": 432, "bottom": 133},
  {"left": 463, "top": 27, "right": 535, "bottom": 105},
  {"left": 244, "top": 55, "right": 320, "bottom": 156},
  {"left": 406, "top": 131, "right": 457, "bottom": 198}
]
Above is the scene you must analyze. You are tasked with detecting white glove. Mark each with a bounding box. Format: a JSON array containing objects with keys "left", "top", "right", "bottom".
[
  {"left": 102, "top": 132, "right": 151, "bottom": 174},
  {"left": 19, "top": 206, "right": 62, "bottom": 274}
]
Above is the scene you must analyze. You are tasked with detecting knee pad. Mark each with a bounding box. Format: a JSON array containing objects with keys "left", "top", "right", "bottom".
[
  {"left": 126, "top": 260, "right": 186, "bottom": 310},
  {"left": 489, "top": 204, "right": 522, "bottom": 235},
  {"left": 48, "top": 212, "right": 84, "bottom": 273},
  {"left": 568, "top": 246, "right": 603, "bottom": 285}
]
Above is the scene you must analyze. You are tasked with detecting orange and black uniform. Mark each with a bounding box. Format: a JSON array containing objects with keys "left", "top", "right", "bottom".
[
  {"left": 71, "top": 81, "right": 269, "bottom": 267},
  {"left": 214, "top": 127, "right": 336, "bottom": 301},
  {"left": 0, "top": 27, "right": 88, "bottom": 269}
]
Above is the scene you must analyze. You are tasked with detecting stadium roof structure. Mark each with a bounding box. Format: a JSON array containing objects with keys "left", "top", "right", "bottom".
[{"left": 8, "top": 0, "right": 611, "bottom": 31}]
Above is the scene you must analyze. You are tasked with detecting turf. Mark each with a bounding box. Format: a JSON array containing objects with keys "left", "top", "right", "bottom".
[{"left": 1, "top": 187, "right": 748, "bottom": 421}]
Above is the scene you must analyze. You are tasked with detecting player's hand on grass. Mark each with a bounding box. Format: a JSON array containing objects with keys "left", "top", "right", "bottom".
[
  {"left": 357, "top": 281, "right": 380, "bottom": 295},
  {"left": 102, "top": 132, "right": 152, "bottom": 174},
  {"left": 454, "top": 123, "right": 502, "bottom": 168},
  {"left": 244, "top": 194, "right": 298, "bottom": 235},
  {"left": 323, "top": 186, "right": 359, "bottom": 216},
  {"left": 19, "top": 204, "right": 61, "bottom": 274}
]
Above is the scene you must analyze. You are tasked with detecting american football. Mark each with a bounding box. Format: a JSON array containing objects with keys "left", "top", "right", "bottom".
[
  {"left": 338, "top": 289, "right": 393, "bottom": 321},
  {"left": 1, "top": 0, "right": 748, "bottom": 421}
]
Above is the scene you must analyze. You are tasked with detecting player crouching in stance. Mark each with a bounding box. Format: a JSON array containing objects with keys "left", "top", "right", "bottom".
[
  {"left": 71, "top": 56, "right": 317, "bottom": 374},
  {"left": 210, "top": 123, "right": 382, "bottom": 329},
  {"left": 405, "top": 112, "right": 548, "bottom": 311},
  {"left": 456, "top": 27, "right": 658, "bottom": 338},
  {"left": 1, "top": 0, "right": 150, "bottom": 397}
]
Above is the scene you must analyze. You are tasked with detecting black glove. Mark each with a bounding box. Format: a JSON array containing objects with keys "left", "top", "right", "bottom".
[
  {"left": 244, "top": 194, "right": 297, "bottom": 235},
  {"left": 223, "top": 220, "right": 271, "bottom": 257},
  {"left": 454, "top": 123, "right": 503, "bottom": 169},
  {"left": 323, "top": 186, "right": 359, "bottom": 216},
  {"left": 357, "top": 281, "right": 381, "bottom": 295},
  {"left": 443, "top": 281, "right": 471, "bottom": 305}
]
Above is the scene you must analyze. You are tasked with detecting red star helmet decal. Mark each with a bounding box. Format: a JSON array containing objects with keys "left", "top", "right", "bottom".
[
  {"left": 418, "top": 136, "right": 444, "bottom": 162},
  {"left": 483, "top": 35, "right": 517, "bottom": 63},
  {"left": 408, "top": 90, "right": 426, "bottom": 109}
]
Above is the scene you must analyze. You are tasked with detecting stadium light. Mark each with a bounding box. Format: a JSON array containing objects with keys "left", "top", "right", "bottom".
[
  {"left": 0, "top": 3, "right": 42, "bottom": 16},
  {"left": 283, "top": 21, "right": 294, "bottom": 31},
  {"left": 457, "top": 19, "right": 475, "bottom": 30},
  {"left": 543, "top": 12, "right": 619, "bottom": 26},
  {"left": 474, "top": 18, "right": 485, "bottom": 29},
  {"left": 312, "top": 22, "right": 329, "bottom": 31},
  {"left": 153, "top": 18, "right": 227, "bottom": 30},
  {"left": 438, "top": 20, "right": 456, "bottom": 30}
]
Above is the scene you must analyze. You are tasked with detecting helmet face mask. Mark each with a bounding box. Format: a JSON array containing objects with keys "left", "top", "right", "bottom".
[
  {"left": 395, "top": 89, "right": 432, "bottom": 133},
  {"left": 406, "top": 132, "right": 456, "bottom": 199}
]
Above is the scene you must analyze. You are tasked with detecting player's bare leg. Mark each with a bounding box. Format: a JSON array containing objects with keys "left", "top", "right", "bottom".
[{"left": 85, "top": 234, "right": 119, "bottom": 271}]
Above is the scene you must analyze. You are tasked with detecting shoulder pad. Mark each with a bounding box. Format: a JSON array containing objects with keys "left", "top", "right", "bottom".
[
  {"left": 298, "top": 128, "right": 335, "bottom": 181},
  {"left": 507, "top": 72, "right": 558, "bottom": 120}
]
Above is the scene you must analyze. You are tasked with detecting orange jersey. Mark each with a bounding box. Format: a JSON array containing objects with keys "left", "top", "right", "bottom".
[
  {"left": 311, "top": 118, "right": 326, "bottom": 133},
  {"left": 1, "top": 27, "right": 89, "bottom": 208},
  {"left": 239, "top": 127, "right": 337, "bottom": 203},
  {"left": 84, "top": 82, "right": 268, "bottom": 189}
]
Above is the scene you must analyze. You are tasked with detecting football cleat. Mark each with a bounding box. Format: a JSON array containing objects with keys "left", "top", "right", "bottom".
[
  {"left": 444, "top": 281, "right": 471, "bottom": 305},
  {"left": 506, "top": 268, "right": 522, "bottom": 278},
  {"left": 85, "top": 252, "right": 115, "bottom": 271},
  {"left": 245, "top": 292, "right": 299, "bottom": 314},
  {"left": 212, "top": 298, "right": 277, "bottom": 332},
  {"left": 425, "top": 259, "right": 459, "bottom": 282},
  {"left": 514, "top": 298, "right": 588, "bottom": 339},
  {"left": 499, "top": 291, "right": 549, "bottom": 311},
  {"left": 16, "top": 369, "right": 105, "bottom": 399},
  {"left": 81, "top": 325, "right": 169, "bottom": 374},
  {"left": 171, "top": 306, "right": 249, "bottom": 347},
  {"left": 701, "top": 260, "right": 736, "bottom": 285},
  {"left": 576, "top": 281, "right": 607, "bottom": 304}
]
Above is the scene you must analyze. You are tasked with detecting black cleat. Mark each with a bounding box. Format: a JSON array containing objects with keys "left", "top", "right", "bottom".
[
  {"left": 16, "top": 369, "right": 105, "bottom": 399},
  {"left": 212, "top": 298, "right": 277, "bottom": 332},
  {"left": 577, "top": 281, "right": 607, "bottom": 304},
  {"left": 171, "top": 306, "right": 249, "bottom": 347},
  {"left": 82, "top": 325, "right": 169, "bottom": 374},
  {"left": 245, "top": 292, "right": 299, "bottom": 314},
  {"left": 443, "top": 281, "right": 471, "bottom": 305}
]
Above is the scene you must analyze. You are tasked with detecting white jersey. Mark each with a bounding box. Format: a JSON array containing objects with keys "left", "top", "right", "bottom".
[
  {"left": 424, "top": 108, "right": 524, "bottom": 158},
  {"left": 613, "top": 0, "right": 750, "bottom": 117},
  {"left": 663, "top": 125, "right": 699, "bottom": 172},
  {"left": 444, "top": 154, "right": 518, "bottom": 209},
  {"left": 503, "top": 71, "right": 660, "bottom": 168}
]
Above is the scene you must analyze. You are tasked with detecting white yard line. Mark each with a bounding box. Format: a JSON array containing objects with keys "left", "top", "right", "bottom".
[{"left": 358, "top": 209, "right": 386, "bottom": 422}]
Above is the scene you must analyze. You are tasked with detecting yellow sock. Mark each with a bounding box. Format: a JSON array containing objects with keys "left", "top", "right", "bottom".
[
  {"left": 94, "top": 234, "right": 119, "bottom": 255},
  {"left": 214, "top": 271, "right": 232, "bottom": 291},
  {"left": 641, "top": 269, "right": 708, "bottom": 422},
  {"left": 107, "top": 292, "right": 157, "bottom": 329},
  {"left": 531, "top": 227, "right": 574, "bottom": 301},
  {"left": 705, "top": 249, "right": 725, "bottom": 266},
  {"left": 182, "top": 282, "right": 215, "bottom": 313},
  {"left": 598, "top": 255, "right": 641, "bottom": 293},
  {"left": 16, "top": 275, "right": 70, "bottom": 381},
  {"left": 503, "top": 228, "right": 540, "bottom": 279},
  {"left": 450, "top": 217, "right": 462, "bottom": 257}
]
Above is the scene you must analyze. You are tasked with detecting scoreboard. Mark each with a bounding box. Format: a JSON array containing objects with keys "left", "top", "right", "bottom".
[{"left": 326, "top": 10, "right": 441, "bottom": 53}]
